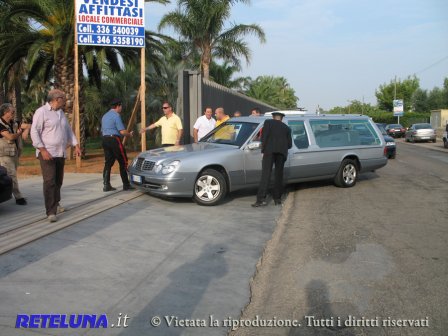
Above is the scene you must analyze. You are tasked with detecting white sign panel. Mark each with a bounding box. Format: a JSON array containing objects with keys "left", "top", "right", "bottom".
[
  {"left": 75, "top": 0, "right": 145, "bottom": 48},
  {"left": 393, "top": 99, "right": 404, "bottom": 117}
]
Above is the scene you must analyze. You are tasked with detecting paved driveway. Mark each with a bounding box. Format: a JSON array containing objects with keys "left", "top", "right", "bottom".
[{"left": 0, "top": 174, "right": 281, "bottom": 335}]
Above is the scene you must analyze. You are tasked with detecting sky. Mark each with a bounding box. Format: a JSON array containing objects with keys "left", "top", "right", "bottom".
[{"left": 144, "top": 0, "right": 448, "bottom": 112}]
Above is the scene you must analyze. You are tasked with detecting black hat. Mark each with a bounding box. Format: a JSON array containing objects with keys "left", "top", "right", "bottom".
[
  {"left": 271, "top": 111, "right": 285, "bottom": 118},
  {"left": 110, "top": 98, "right": 122, "bottom": 106}
]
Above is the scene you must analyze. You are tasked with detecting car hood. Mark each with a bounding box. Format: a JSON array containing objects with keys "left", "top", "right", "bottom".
[{"left": 136, "top": 143, "right": 238, "bottom": 162}]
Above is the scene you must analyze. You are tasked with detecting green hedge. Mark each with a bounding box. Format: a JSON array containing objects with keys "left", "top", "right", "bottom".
[{"left": 364, "top": 111, "right": 429, "bottom": 127}]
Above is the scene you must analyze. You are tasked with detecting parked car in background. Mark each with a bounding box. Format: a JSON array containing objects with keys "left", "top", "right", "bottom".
[
  {"left": 443, "top": 130, "right": 448, "bottom": 149},
  {"left": 129, "top": 114, "right": 388, "bottom": 205},
  {"left": 0, "top": 164, "right": 13, "bottom": 204},
  {"left": 385, "top": 124, "right": 406, "bottom": 138},
  {"left": 377, "top": 124, "right": 396, "bottom": 159},
  {"left": 405, "top": 123, "right": 436, "bottom": 143}
]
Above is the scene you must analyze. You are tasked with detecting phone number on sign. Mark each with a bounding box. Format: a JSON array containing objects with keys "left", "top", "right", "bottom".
[{"left": 94, "top": 36, "right": 144, "bottom": 46}]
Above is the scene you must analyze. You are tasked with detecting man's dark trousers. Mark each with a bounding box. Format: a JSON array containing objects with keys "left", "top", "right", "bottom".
[
  {"left": 38, "top": 154, "right": 65, "bottom": 216},
  {"left": 256, "top": 152, "right": 286, "bottom": 202},
  {"left": 102, "top": 136, "right": 130, "bottom": 186}
]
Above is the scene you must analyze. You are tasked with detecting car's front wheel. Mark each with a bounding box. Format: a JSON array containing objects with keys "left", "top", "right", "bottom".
[
  {"left": 193, "top": 169, "right": 227, "bottom": 206},
  {"left": 334, "top": 159, "right": 358, "bottom": 188}
]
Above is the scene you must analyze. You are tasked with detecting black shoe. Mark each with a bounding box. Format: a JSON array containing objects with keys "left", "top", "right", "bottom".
[
  {"left": 16, "top": 198, "right": 27, "bottom": 205},
  {"left": 123, "top": 184, "right": 135, "bottom": 191},
  {"left": 274, "top": 199, "right": 282, "bottom": 205},
  {"left": 103, "top": 185, "right": 117, "bottom": 192},
  {"left": 251, "top": 201, "right": 268, "bottom": 207}
]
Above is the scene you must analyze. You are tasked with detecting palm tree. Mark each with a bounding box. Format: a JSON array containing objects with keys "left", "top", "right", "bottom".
[
  {"left": 245, "top": 76, "right": 298, "bottom": 109},
  {"left": 209, "top": 61, "right": 251, "bottom": 90},
  {"left": 0, "top": 0, "right": 170, "bottom": 154},
  {"left": 159, "top": 0, "right": 265, "bottom": 80}
]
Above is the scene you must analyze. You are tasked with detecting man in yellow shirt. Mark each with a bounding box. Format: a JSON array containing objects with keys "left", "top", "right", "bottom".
[
  {"left": 215, "top": 107, "right": 230, "bottom": 127},
  {"left": 214, "top": 107, "right": 235, "bottom": 141},
  {"left": 141, "top": 102, "right": 183, "bottom": 147}
]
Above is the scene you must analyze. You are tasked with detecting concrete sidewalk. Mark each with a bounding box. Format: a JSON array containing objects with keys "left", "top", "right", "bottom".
[
  {"left": 395, "top": 137, "right": 448, "bottom": 153},
  {"left": 0, "top": 173, "right": 282, "bottom": 335}
]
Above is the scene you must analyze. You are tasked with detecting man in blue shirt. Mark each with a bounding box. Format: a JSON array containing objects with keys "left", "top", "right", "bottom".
[{"left": 101, "top": 98, "right": 134, "bottom": 191}]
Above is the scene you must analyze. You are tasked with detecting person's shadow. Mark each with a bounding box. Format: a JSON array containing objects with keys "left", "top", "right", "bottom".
[
  {"left": 288, "top": 280, "right": 355, "bottom": 336},
  {"left": 119, "top": 243, "right": 228, "bottom": 336}
]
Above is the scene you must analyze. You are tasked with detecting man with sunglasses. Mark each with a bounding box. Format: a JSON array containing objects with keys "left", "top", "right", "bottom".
[{"left": 141, "top": 101, "right": 183, "bottom": 147}]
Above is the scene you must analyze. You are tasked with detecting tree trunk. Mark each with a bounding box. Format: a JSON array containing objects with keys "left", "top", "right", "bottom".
[
  {"left": 201, "top": 45, "right": 212, "bottom": 80},
  {"left": 14, "top": 65, "right": 22, "bottom": 122},
  {"left": 54, "top": 49, "right": 86, "bottom": 157},
  {"left": 0, "top": 82, "right": 5, "bottom": 105}
]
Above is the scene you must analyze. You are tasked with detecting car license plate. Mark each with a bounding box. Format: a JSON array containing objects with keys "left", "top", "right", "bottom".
[
  {"left": 421, "top": 136, "right": 429, "bottom": 139},
  {"left": 132, "top": 175, "right": 142, "bottom": 183}
]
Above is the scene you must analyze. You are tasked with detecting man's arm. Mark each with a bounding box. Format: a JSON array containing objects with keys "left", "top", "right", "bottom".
[
  {"left": 119, "top": 129, "right": 134, "bottom": 137},
  {"left": 176, "top": 129, "right": 183, "bottom": 145},
  {"left": 0, "top": 128, "right": 22, "bottom": 141},
  {"left": 30, "top": 109, "right": 52, "bottom": 160},
  {"left": 287, "top": 128, "right": 293, "bottom": 149},
  {"left": 193, "top": 128, "right": 199, "bottom": 143},
  {"left": 140, "top": 123, "right": 157, "bottom": 134}
]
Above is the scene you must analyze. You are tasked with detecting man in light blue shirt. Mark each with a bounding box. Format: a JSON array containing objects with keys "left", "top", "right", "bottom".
[{"left": 101, "top": 98, "right": 134, "bottom": 191}]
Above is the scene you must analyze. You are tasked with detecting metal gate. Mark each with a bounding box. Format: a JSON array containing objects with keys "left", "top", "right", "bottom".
[{"left": 177, "top": 70, "right": 277, "bottom": 144}]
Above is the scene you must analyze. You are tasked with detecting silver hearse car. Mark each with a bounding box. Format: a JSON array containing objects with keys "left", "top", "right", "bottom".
[{"left": 129, "top": 114, "right": 388, "bottom": 205}]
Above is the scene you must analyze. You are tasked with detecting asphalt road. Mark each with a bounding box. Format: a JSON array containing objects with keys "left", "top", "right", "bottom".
[{"left": 231, "top": 141, "right": 448, "bottom": 336}]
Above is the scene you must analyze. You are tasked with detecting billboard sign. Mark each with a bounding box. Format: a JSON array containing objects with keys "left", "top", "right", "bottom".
[
  {"left": 393, "top": 99, "right": 404, "bottom": 117},
  {"left": 75, "top": 0, "right": 145, "bottom": 48}
]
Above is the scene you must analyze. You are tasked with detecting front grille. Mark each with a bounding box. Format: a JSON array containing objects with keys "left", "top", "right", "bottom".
[
  {"left": 142, "top": 160, "right": 155, "bottom": 171},
  {"left": 135, "top": 158, "right": 145, "bottom": 170},
  {"left": 135, "top": 158, "right": 155, "bottom": 171}
]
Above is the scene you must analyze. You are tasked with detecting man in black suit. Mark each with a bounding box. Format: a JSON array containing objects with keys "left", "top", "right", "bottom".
[{"left": 252, "top": 112, "right": 292, "bottom": 207}]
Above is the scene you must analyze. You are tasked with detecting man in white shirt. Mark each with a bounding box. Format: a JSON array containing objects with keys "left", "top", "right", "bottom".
[
  {"left": 193, "top": 107, "right": 216, "bottom": 143},
  {"left": 31, "top": 89, "right": 81, "bottom": 222}
]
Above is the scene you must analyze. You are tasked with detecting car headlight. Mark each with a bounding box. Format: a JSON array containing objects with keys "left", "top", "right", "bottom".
[
  {"left": 386, "top": 142, "right": 395, "bottom": 146},
  {"left": 155, "top": 160, "right": 180, "bottom": 175}
]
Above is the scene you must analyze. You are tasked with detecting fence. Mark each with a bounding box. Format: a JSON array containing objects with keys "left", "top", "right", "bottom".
[{"left": 176, "top": 70, "right": 278, "bottom": 144}]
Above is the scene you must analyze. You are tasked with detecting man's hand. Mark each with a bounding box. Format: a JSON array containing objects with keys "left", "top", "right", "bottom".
[
  {"left": 40, "top": 148, "right": 53, "bottom": 161},
  {"left": 140, "top": 128, "right": 147, "bottom": 134},
  {"left": 75, "top": 145, "right": 82, "bottom": 157}
]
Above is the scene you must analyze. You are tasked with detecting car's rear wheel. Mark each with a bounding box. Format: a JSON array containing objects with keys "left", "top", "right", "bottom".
[
  {"left": 193, "top": 169, "right": 227, "bottom": 206},
  {"left": 334, "top": 159, "right": 358, "bottom": 188},
  {"left": 432, "top": 139, "right": 436, "bottom": 143}
]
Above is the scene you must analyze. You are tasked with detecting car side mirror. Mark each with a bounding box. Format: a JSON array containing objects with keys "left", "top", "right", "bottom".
[{"left": 247, "top": 141, "right": 261, "bottom": 150}]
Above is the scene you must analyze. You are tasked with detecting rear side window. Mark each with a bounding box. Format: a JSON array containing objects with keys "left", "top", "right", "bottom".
[
  {"left": 310, "top": 119, "right": 381, "bottom": 148},
  {"left": 415, "top": 124, "right": 432, "bottom": 130},
  {"left": 288, "top": 120, "right": 309, "bottom": 149}
]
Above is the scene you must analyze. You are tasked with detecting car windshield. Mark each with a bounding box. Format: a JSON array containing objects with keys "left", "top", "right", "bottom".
[
  {"left": 415, "top": 124, "right": 432, "bottom": 130},
  {"left": 200, "top": 121, "right": 259, "bottom": 147},
  {"left": 388, "top": 124, "right": 402, "bottom": 128}
]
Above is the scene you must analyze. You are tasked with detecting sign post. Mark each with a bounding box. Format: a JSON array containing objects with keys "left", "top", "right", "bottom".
[
  {"left": 393, "top": 99, "right": 404, "bottom": 124},
  {"left": 73, "top": 1, "right": 81, "bottom": 168},
  {"left": 74, "top": 0, "right": 146, "bottom": 152}
]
